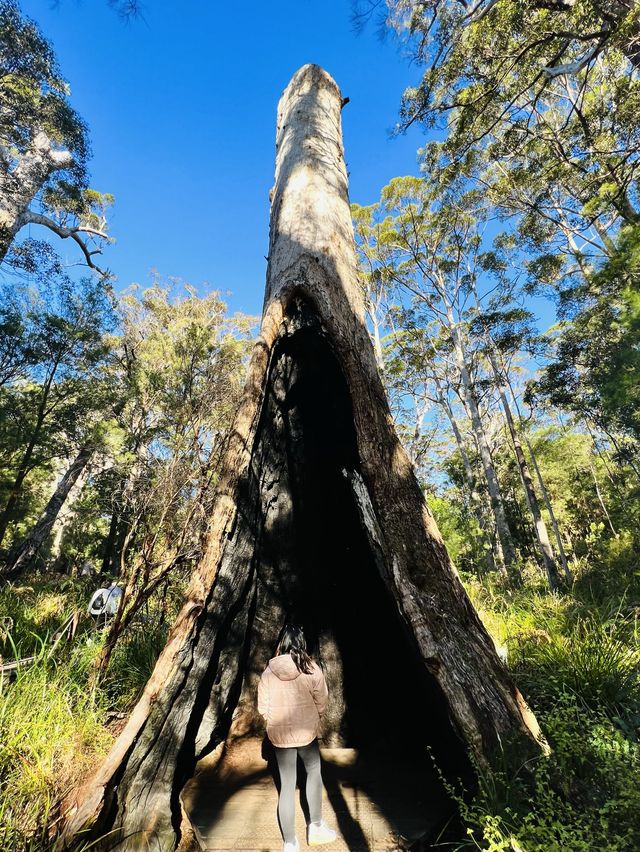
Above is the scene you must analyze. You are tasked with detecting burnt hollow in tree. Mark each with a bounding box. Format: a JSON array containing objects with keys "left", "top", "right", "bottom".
[{"left": 228, "top": 296, "right": 473, "bottom": 804}]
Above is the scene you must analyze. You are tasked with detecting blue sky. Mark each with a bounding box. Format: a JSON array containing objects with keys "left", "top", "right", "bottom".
[{"left": 22, "top": 0, "right": 427, "bottom": 316}]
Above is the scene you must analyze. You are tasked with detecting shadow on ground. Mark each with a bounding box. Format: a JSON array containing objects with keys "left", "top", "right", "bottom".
[{"left": 182, "top": 734, "right": 459, "bottom": 851}]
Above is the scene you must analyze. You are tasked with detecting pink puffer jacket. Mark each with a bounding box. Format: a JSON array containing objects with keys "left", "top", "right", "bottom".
[{"left": 257, "top": 654, "right": 328, "bottom": 748}]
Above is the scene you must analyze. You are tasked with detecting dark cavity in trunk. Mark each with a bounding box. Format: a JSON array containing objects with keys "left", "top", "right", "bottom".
[{"left": 232, "top": 297, "right": 471, "bottom": 785}]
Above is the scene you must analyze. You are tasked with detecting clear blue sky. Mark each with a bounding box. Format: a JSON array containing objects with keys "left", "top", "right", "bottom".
[{"left": 22, "top": 0, "right": 426, "bottom": 316}]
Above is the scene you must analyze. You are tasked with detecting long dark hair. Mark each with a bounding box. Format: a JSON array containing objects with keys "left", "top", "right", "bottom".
[{"left": 277, "top": 623, "right": 313, "bottom": 674}]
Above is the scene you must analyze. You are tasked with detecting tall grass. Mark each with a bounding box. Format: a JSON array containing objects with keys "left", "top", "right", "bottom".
[
  {"left": 450, "top": 571, "right": 640, "bottom": 851},
  {"left": 0, "top": 644, "right": 112, "bottom": 850},
  {"left": 0, "top": 578, "right": 169, "bottom": 850}
]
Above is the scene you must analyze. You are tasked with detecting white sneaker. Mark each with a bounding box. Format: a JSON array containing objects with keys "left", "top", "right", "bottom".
[
  {"left": 283, "top": 839, "right": 299, "bottom": 852},
  {"left": 308, "top": 820, "right": 337, "bottom": 846}
]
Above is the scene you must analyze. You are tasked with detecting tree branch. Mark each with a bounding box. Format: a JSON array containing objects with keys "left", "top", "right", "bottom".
[{"left": 21, "top": 210, "right": 111, "bottom": 277}]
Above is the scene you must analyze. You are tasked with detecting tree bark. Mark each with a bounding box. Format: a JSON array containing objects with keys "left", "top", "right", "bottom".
[
  {"left": 4, "top": 446, "right": 93, "bottom": 577},
  {"left": 56, "top": 65, "right": 545, "bottom": 852}
]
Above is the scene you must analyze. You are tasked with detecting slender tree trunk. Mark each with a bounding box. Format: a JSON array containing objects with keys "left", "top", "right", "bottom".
[
  {"left": 100, "top": 504, "right": 120, "bottom": 575},
  {"left": 486, "top": 350, "right": 560, "bottom": 591},
  {"left": 522, "top": 433, "right": 573, "bottom": 584},
  {"left": 4, "top": 446, "right": 93, "bottom": 577},
  {"left": 589, "top": 459, "right": 617, "bottom": 535},
  {"left": 366, "top": 294, "right": 385, "bottom": 373},
  {"left": 447, "top": 323, "right": 519, "bottom": 581},
  {"left": 502, "top": 373, "right": 573, "bottom": 585},
  {"left": 435, "top": 381, "right": 497, "bottom": 574}
]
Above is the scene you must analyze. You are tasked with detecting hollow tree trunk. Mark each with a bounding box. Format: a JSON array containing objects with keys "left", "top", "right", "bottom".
[
  {"left": 4, "top": 446, "right": 93, "bottom": 578},
  {"left": 56, "top": 65, "right": 545, "bottom": 852}
]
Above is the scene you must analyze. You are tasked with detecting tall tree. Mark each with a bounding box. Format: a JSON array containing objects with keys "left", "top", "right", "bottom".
[
  {"left": 57, "top": 65, "right": 543, "bottom": 852},
  {"left": 0, "top": 275, "right": 113, "bottom": 554},
  {"left": 0, "top": 1, "right": 112, "bottom": 273}
]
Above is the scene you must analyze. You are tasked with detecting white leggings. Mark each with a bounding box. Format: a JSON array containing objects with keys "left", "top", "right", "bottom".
[{"left": 273, "top": 739, "right": 322, "bottom": 843}]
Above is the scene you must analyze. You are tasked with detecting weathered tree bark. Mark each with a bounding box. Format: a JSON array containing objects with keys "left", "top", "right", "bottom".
[
  {"left": 55, "top": 65, "right": 545, "bottom": 852},
  {"left": 4, "top": 446, "right": 93, "bottom": 578}
]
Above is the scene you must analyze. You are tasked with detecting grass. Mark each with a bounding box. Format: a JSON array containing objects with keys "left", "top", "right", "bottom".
[
  {"left": 1, "top": 565, "right": 639, "bottom": 850},
  {"left": 451, "top": 567, "right": 640, "bottom": 851},
  {"left": 0, "top": 577, "right": 169, "bottom": 851}
]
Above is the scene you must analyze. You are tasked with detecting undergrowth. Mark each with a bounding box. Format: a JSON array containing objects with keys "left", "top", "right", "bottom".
[
  {"left": 0, "top": 578, "right": 168, "bottom": 851},
  {"left": 1, "top": 566, "right": 639, "bottom": 850},
  {"left": 451, "top": 569, "right": 640, "bottom": 851}
]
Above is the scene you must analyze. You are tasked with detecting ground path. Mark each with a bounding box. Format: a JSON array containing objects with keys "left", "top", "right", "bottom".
[{"left": 181, "top": 736, "right": 452, "bottom": 851}]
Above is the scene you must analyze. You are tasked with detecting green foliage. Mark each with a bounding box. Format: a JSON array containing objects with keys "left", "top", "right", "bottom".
[
  {"left": 0, "top": 577, "right": 170, "bottom": 848},
  {"left": 512, "top": 617, "right": 640, "bottom": 720},
  {"left": 102, "top": 622, "right": 169, "bottom": 709},
  {"left": 0, "top": 1, "right": 113, "bottom": 270},
  {"left": 533, "top": 223, "right": 640, "bottom": 439},
  {"left": 0, "top": 0, "right": 88, "bottom": 166},
  {"left": 0, "top": 643, "right": 112, "bottom": 849},
  {"left": 455, "top": 704, "right": 640, "bottom": 851},
  {"left": 450, "top": 572, "right": 640, "bottom": 851}
]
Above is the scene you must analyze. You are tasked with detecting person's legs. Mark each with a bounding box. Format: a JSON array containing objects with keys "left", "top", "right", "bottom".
[
  {"left": 298, "top": 739, "right": 322, "bottom": 825},
  {"left": 273, "top": 745, "right": 298, "bottom": 844}
]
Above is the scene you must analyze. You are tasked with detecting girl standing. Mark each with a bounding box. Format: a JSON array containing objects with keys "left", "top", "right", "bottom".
[{"left": 258, "top": 624, "right": 337, "bottom": 852}]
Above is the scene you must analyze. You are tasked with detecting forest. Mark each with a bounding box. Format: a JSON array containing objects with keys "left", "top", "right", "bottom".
[{"left": 0, "top": 1, "right": 639, "bottom": 851}]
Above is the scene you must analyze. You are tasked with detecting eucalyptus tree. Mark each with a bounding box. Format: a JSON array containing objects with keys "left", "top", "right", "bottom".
[
  {"left": 379, "top": 0, "right": 640, "bottom": 240},
  {"left": 0, "top": 274, "right": 114, "bottom": 555},
  {"left": 0, "top": 1, "right": 112, "bottom": 273},
  {"left": 353, "top": 177, "right": 521, "bottom": 582},
  {"left": 383, "top": 312, "right": 500, "bottom": 574},
  {"left": 93, "top": 282, "right": 254, "bottom": 677}
]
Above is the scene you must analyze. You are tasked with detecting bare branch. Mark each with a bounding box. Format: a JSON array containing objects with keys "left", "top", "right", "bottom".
[{"left": 21, "top": 209, "right": 111, "bottom": 277}]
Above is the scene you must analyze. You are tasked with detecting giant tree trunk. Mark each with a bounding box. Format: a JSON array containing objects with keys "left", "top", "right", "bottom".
[
  {"left": 5, "top": 446, "right": 93, "bottom": 578},
  {"left": 56, "top": 65, "right": 545, "bottom": 852}
]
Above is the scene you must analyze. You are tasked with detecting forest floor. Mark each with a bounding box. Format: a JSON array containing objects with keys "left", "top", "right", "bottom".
[{"left": 0, "top": 564, "right": 639, "bottom": 851}]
